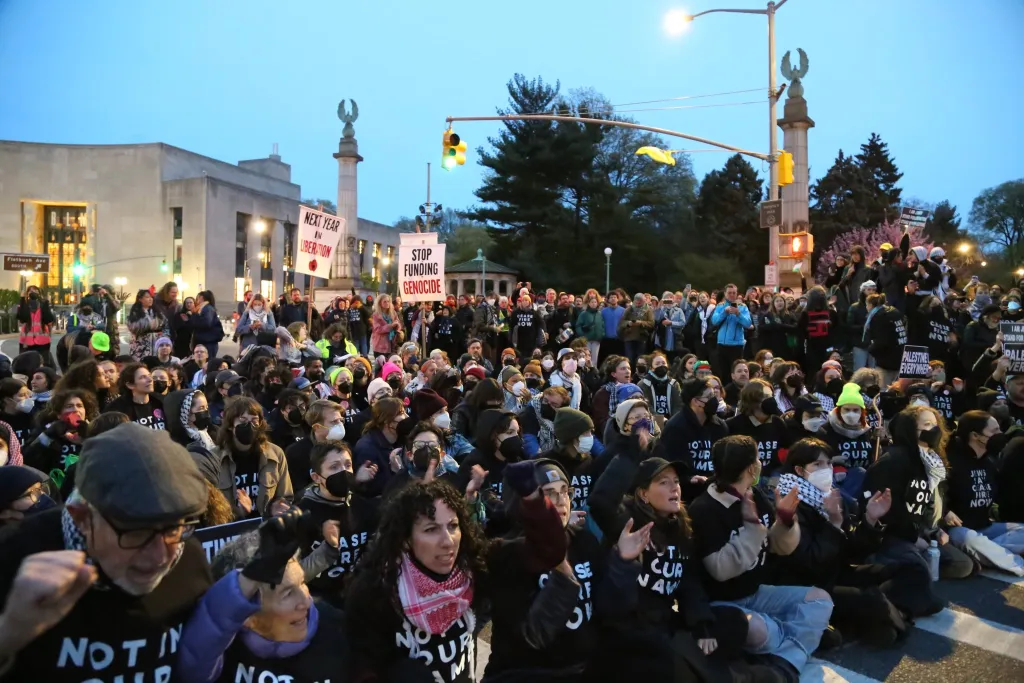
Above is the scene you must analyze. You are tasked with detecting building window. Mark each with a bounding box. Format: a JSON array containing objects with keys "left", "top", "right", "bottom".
[
  {"left": 358, "top": 240, "right": 366, "bottom": 255},
  {"left": 385, "top": 245, "right": 395, "bottom": 286},
  {"left": 282, "top": 222, "right": 296, "bottom": 290},
  {"left": 171, "top": 208, "right": 183, "bottom": 278},
  {"left": 372, "top": 243, "right": 380, "bottom": 259},
  {"left": 236, "top": 213, "right": 249, "bottom": 279},
  {"left": 260, "top": 280, "right": 274, "bottom": 301},
  {"left": 235, "top": 277, "right": 247, "bottom": 302},
  {"left": 43, "top": 205, "right": 88, "bottom": 304}
]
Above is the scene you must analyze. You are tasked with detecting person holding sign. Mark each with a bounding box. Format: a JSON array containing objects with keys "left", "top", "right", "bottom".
[{"left": 865, "top": 294, "right": 909, "bottom": 388}]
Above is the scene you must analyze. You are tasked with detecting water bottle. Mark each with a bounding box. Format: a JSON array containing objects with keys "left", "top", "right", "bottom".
[{"left": 927, "top": 540, "right": 941, "bottom": 581}]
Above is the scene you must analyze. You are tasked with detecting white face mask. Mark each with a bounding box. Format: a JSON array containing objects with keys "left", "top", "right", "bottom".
[
  {"left": 511, "top": 381, "right": 526, "bottom": 396},
  {"left": 433, "top": 411, "right": 451, "bottom": 430},
  {"left": 326, "top": 423, "right": 346, "bottom": 442},
  {"left": 541, "top": 359, "right": 555, "bottom": 371},
  {"left": 806, "top": 467, "right": 834, "bottom": 493},
  {"left": 803, "top": 416, "right": 827, "bottom": 432},
  {"left": 252, "top": 305, "right": 264, "bottom": 313},
  {"left": 577, "top": 435, "right": 595, "bottom": 454},
  {"left": 16, "top": 398, "right": 33, "bottom": 413},
  {"left": 910, "top": 398, "right": 930, "bottom": 408},
  {"left": 562, "top": 360, "right": 578, "bottom": 375},
  {"left": 840, "top": 409, "right": 862, "bottom": 426}
]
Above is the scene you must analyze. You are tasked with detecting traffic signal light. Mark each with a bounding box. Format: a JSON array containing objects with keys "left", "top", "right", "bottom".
[
  {"left": 71, "top": 263, "right": 85, "bottom": 277},
  {"left": 778, "top": 150, "right": 794, "bottom": 186},
  {"left": 781, "top": 231, "right": 813, "bottom": 258},
  {"left": 442, "top": 129, "right": 467, "bottom": 171},
  {"left": 160, "top": 260, "right": 169, "bottom": 273}
]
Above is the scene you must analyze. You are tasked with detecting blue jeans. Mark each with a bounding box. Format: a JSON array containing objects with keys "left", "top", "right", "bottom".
[
  {"left": 203, "top": 342, "right": 219, "bottom": 360},
  {"left": 624, "top": 339, "right": 647, "bottom": 365},
  {"left": 948, "top": 522, "right": 1024, "bottom": 569},
  {"left": 712, "top": 584, "right": 833, "bottom": 671},
  {"left": 354, "top": 336, "right": 368, "bottom": 356},
  {"left": 852, "top": 346, "right": 875, "bottom": 371}
]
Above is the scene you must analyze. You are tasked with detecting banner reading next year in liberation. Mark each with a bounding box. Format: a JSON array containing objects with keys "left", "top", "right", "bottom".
[
  {"left": 398, "top": 232, "right": 446, "bottom": 302},
  {"left": 296, "top": 205, "right": 346, "bottom": 279}
]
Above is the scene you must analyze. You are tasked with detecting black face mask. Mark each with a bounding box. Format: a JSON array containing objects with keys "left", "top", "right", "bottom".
[
  {"left": 786, "top": 375, "right": 804, "bottom": 389},
  {"left": 412, "top": 444, "right": 442, "bottom": 473},
  {"left": 265, "top": 382, "right": 283, "bottom": 396},
  {"left": 984, "top": 432, "right": 1008, "bottom": 457},
  {"left": 864, "top": 385, "right": 881, "bottom": 399},
  {"left": 540, "top": 402, "right": 557, "bottom": 420},
  {"left": 352, "top": 368, "right": 366, "bottom": 381},
  {"left": 324, "top": 470, "right": 355, "bottom": 498},
  {"left": 636, "top": 366, "right": 648, "bottom": 376},
  {"left": 24, "top": 494, "right": 57, "bottom": 515},
  {"left": 152, "top": 380, "right": 168, "bottom": 394},
  {"left": 193, "top": 411, "right": 211, "bottom": 431},
  {"left": 920, "top": 426, "right": 942, "bottom": 449},
  {"left": 826, "top": 378, "right": 844, "bottom": 396},
  {"left": 503, "top": 358, "right": 517, "bottom": 366},
  {"left": 227, "top": 383, "right": 243, "bottom": 397},
  {"left": 337, "top": 381, "right": 352, "bottom": 394},
  {"left": 760, "top": 397, "right": 781, "bottom": 416},
  {"left": 653, "top": 366, "right": 669, "bottom": 379},
  {"left": 464, "top": 379, "right": 480, "bottom": 393},
  {"left": 287, "top": 407, "right": 304, "bottom": 424},
  {"left": 498, "top": 435, "right": 525, "bottom": 462},
  {"left": 386, "top": 377, "right": 402, "bottom": 391},
  {"left": 702, "top": 396, "right": 720, "bottom": 415},
  {"left": 525, "top": 377, "right": 542, "bottom": 389},
  {"left": 234, "top": 422, "right": 257, "bottom": 446},
  {"left": 28, "top": 292, "right": 39, "bottom": 300}
]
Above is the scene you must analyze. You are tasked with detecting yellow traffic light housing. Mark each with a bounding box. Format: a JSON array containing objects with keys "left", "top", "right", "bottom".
[
  {"left": 442, "top": 129, "right": 467, "bottom": 171},
  {"left": 778, "top": 150, "right": 794, "bottom": 186},
  {"left": 779, "top": 231, "right": 813, "bottom": 259}
]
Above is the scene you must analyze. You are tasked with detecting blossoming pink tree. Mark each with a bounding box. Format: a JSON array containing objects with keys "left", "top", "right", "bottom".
[{"left": 815, "top": 221, "right": 932, "bottom": 283}]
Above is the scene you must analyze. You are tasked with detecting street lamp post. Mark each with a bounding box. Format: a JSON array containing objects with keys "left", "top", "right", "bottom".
[
  {"left": 673, "top": 0, "right": 789, "bottom": 262},
  {"left": 604, "top": 247, "right": 613, "bottom": 294}
]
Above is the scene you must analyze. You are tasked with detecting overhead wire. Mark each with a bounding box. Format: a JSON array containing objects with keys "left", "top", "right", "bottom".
[{"left": 544, "top": 86, "right": 766, "bottom": 116}]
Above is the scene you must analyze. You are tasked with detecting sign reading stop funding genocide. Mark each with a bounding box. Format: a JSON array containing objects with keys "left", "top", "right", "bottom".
[
  {"left": 296, "top": 205, "right": 346, "bottom": 279},
  {"left": 898, "top": 345, "right": 930, "bottom": 379},
  {"left": 1000, "top": 322, "right": 1024, "bottom": 374},
  {"left": 398, "top": 232, "right": 446, "bottom": 302}
]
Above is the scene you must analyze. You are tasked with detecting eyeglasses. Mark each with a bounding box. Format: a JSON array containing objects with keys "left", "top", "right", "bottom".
[
  {"left": 100, "top": 512, "right": 200, "bottom": 550},
  {"left": 541, "top": 486, "right": 574, "bottom": 504}
]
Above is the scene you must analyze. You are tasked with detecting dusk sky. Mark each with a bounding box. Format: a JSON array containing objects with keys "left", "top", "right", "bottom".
[{"left": 1, "top": 0, "right": 1021, "bottom": 230}]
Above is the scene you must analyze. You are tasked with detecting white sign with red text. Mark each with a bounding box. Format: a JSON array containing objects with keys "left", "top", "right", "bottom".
[
  {"left": 297, "top": 205, "right": 346, "bottom": 279},
  {"left": 398, "top": 231, "right": 446, "bottom": 302}
]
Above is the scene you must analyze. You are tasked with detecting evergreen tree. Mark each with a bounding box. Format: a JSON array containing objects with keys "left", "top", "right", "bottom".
[
  {"left": 693, "top": 154, "right": 764, "bottom": 287},
  {"left": 810, "top": 150, "right": 871, "bottom": 259},
  {"left": 923, "top": 200, "right": 963, "bottom": 247},
  {"left": 855, "top": 132, "right": 903, "bottom": 225},
  {"left": 969, "top": 179, "right": 1024, "bottom": 265}
]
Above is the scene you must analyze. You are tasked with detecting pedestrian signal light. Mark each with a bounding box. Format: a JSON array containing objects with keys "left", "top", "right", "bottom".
[
  {"left": 71, "top": 263, "right": 85, "bottom": 277},
  {"left": 442, "top": 129, "right": 466, "bottom": 171},
  {"left": 781, "top": 231, "right": 813, "bottom": 259},
  {"left": 778, "top": 150, "right": 794, "bottom": 186},
  {"left": 160, "top": 260, "right": 169, "bottom": 273}
]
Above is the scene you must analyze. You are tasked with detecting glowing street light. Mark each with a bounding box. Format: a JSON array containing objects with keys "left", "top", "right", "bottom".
[
  {"left": 957, "top": 243, "right": 971, "bottom": 254},
  {"left": 114, "top": 277, "right": 128, "bottom": 286},
  {"left": 663, "top": 8, "right": 692, "bottom": 37},
  {"left": 981, "top": 261, "right": 987, "bottom": 267},
  {"left": 253, "top": 219, "right": 267, "bottom": 233},
  {"left": 381, "top": 256, "right": 391, "bottom": 266},
  {"left": 1017, "top": 268, "right": 1024, "bottom": 278}
]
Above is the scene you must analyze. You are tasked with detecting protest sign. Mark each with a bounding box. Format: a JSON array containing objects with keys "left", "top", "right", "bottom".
[
  {"left": 1000, "top": 321, "right": 1024, "bottom": 374},
  {"left": 297, "top": 205, "right": 346, "bottom": 279},
  {"left": 398, "top": 231, "right": 446, "bottom": 302},
  {"left": 898, "top": 345, "right": 930, "bottom": 379},
  {"left": 195, "top": 518, "right": 262, "bottom": 564}
]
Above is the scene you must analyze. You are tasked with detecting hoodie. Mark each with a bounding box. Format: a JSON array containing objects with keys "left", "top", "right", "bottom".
[
  {"left": 821, "top": 411, "right": 877, "bottom": 470},
  {"left": 164, "top": 389, "right": 216, "bottom": 451}
]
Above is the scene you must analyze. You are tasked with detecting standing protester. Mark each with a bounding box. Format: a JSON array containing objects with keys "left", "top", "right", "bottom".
[
  {"left": 191, "top": 290, "right": 224, "bottom": 359},
  {"left": 638, "top": 351, "right": 682, "bottom": 424},
  {"left": 710, "top": 284, "right": 752, "bottom": 381},
  {"left": 599, "top": 292, "right": 625, "bottom": 365},
  {"left": 0, "top": 423, "right": 211, "bottom": 683},
  {"left": 618, "top": 293, "right": 655, "bottom": 365},
  {"left": 371, "top": 294, "right": 402, "bottom": 357},
  {"left": 235, "top": 293, "right": 276, "bottom": 351},
  {"left": 575, "top": 290, "right": 605, "bottom": 364},
  {"left": 16, "top": 285, "right": 55, "bottom": 365},
  {"left": 153, "top": 282, "right": 181, "bottom": 338},
  {"left": 128, "top": 288, "right": 167, "bottom": 361},
  {"left": 510, "top": 295, "right": 546, "bottom": 361},
  {"left": 171, "top": 298, "right": 196, "bottom": 360}
]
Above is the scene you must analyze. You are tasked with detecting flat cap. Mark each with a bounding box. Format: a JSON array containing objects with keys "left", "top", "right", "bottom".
[{"left": 76, "top": 423, "right": 207, "bottom": 525}]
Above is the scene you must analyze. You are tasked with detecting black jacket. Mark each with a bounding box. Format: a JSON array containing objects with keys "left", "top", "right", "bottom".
[
  {"left": 867, "top": 305, "right": 908, "bottom": 371},
  {"left": 656, "top": 406, "right": 728, "bottom": 490},
  {"left": 724, "top": 413, "right": 792, "bottom": 478},
  {"left": 862, "top": 444, "right": 941, "bottom": 543},
  {"left": 945, "top": 440, "right": 997, "bottom": 531}
]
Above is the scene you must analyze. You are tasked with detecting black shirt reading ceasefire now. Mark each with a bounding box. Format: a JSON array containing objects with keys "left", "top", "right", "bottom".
[{"left": 0, "top": 508, "right": 211, "bottom": 683}]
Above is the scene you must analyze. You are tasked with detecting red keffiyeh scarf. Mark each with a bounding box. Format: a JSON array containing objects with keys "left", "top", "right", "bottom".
[{"left": 397, "top": 552, "right": 473, "bottom": 635}]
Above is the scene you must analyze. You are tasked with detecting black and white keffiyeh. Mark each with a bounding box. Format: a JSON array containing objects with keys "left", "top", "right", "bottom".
[
  {"left": 918, "top": 446, "right": 947, "bottom": 493},
  {"left": 776, "top": 472, "right": 828, "bottom": 519},
  {"left": 181, "top": 390, "right": 215, "bottom": 450}
]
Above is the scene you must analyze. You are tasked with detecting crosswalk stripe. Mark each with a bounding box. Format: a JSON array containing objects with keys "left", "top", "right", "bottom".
[
  {"left": 914, "top": 607, "right": 1024, "bottom": 662},
  {"left": 802, "top": 658, "right": 883, "bottom": 683},
  {"left": 980, "top": 569, "right": 1024, "bottom": 586}
]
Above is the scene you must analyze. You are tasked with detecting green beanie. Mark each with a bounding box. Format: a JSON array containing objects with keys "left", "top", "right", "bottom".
[
  {"left": 836, "top": 383, "right": 865, "bottom": 409},
  {"left": 554, "top": 408, "right": 594, "bottom": 445}
]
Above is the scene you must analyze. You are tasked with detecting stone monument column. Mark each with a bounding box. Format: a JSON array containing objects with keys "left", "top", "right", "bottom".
[
  {"left": 777, "top": 48, "right": 815, "bottom": 289},
  {"left": 331, "top": 99, "right": 362, "bottom": 288}
]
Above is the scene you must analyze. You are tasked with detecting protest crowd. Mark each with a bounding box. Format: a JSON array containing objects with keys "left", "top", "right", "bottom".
[{"left": 1, "top": 231, "right": 1023, "bottom": 683}]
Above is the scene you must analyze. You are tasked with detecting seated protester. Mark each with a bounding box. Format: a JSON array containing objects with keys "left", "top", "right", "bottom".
[
  {"left": 639, "top": 351, "right": 683, "bottom": 425},
  {"left": 774, "top": 439, "right": 922, "bottom": 646},
  {"left": 588, "top": 399, "right": 658, "bottom": 507},
  {"left": 0, "top": 464, "right": 59, "bottom": 529},
  {"left": 688, "top": 435, "right": 834, "bottom": 682},
  {"left": 165, "top": 388, "right": 216, "bottom": 451},
  {"left": 820, "top": 384, "right": 880, "bottom": 498},
  {"left": 23, "top": 388, "right": 97, "bottom": 492},
  {"left": 380, "top": 361, "right": 406, "bottom": 399},
  {"left": 861, "top": 405, "right": 975, "bottom": 583},
  {"left": 0, "top": 377, "right": 38, "bottom": 445},
  {"left": 590, "top": 355, "right": 633, "bottom": 438},
  {"left": 588, "top": 428, "right": 751, "bottom": 682},
  {"left": 256, "top": 366, "right": 293, "bottom": 417},
  {"left": 346, "top": 377, "right": 395, "bottom": 449},
  {"left": 317, "top": 322, "right": 358, "bottom": 365},
  {"left": 409, "top": 387, "right": 449, "bottom": 426},
  {"left": 693, "top": 360, "right": 714, "bottom": 381},
  {"left": 154, "top": 336, "right": 178, "bottom": 366},
  {"left": 0, "top": 424, "right": 211, "bottom": 683},
  {"left": 520, "top": 386, "right": 571, "bottom": 458},
  {"left": 849, "top": 367, "right": 885, "bottom": 430},
  {"left": 600, "top": 382, "right": 644, "bottom": 445},
  {"left": 241, "top": 355, "right": 276, "bottom": 401},
  {"left": 724, "top": 358, "right": 750, "bottom": 408},
  {"left": 267, "top": 388, "right": 311, "bottom": 451},
  {"left": 177, "top": 510, "right": 350, "bottom": 683},
  {"left": 725, "top": 379, "right": 791, "bottom": 483},
  {"left": 151, "top": 366, "right": 173, "bottom": 400},
  {"left": 707, "top": 374, "right": 735, "bottom": 420},
  {"left": 209, "top": 369, "right": 244, "bottom": 428},
  {"left": 452, "top": 374, "right": 503, "bottom": 444},
  {"left": 548, "top": 348, "right": 585, "bottom": 410},
  {"left": 206, "top": 396, "right": 294, "bottom": 519},
  {"left": 286, "top": 400, "right": 346, "bottom": 493},
  {"left": 771, "top": 361, "right": 807, "bottom": 414},
  {"left": 103, "top": 362, "right": 166, "bottom": 430},
  {"left": 456, "top": 408, "right": 524, "bottom": 536},
  {"left": 57, "top": 358, "right": 114, "bottom": 409},
  {"left": 945, "top": 412, "right": 1024, "bottom": 575},
  {"left": 30, "top": 366, "right": 57, "bottom": 406},
  {"left": 345, "top": 481, "right": 489, "bottom": 682},
  {"left": 277, "top": 322, "right": 323, "bottom": 367},
  {"left": 541, "top": 408, "right": 600, "bottom": 510},
  {"left": 383, "top": 422, "right": 465, "bottom": 501},
  {"left": 297, "top": 441, "right": 380, "bottom": 606},
  {"left": 500, "top": 365, "right": 531, "bottom": 413},
  {"left": 352, "top": 396, "right": 407, "bottom": 497},
  {"left": 925, "top": 360, "right": 964, "bottom": 429},
  {"left": 0, "top": 420, "right": 24, "bottom": 467},
  {"left": 783, "top": 394, "right": 828, "bottom": 443},
  {"left": 483, "top": 458, "right": 638, "bottom": 682},
  {"left": 182, "top": 344, "right": 210, "bottom": 389},
  {"left": 810, "top": 361, "right": 846, "bottom": 414},
  {"left": 657, "top": 379, "right": 728, "bottom": 501},
  {"left": 523, "top": 359, "right": 546, "bottom": 395}
]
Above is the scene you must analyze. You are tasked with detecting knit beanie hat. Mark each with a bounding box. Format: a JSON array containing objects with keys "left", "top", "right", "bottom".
[
  {"left": 367, "top": 378, "right": 391, "bottom": 401},
  {"left": 381, "top": 362, "right": 403, "bottom": 380},
  {"left": 464, "top": 366, "right": 487, "bottom": 381},
  {"left": 524, "top": 361, "right": 543, "bottom": 377},
  {"left": 156, "top": 336, "right": 172, "bottom": 349},
  {"left": 615, "top": 383, "right": 643, "bottom": 405},
  {"left": 500, "top": 366, "right": 523, "bottom": 387},
  {"left": 836, "top": 383, "right": 865, "bottom": 409},
  {"left": 693, "top": 360, "right": 711, "bottom": 373},
  {"left": 821, "top": 359, "right": 843, "bottom": 375},
  {"left": 615, "top": 398, "right": 648, "bottom": 432},
  {"left": 554, "top": 408, "right": 594, "bottom": 445},
  {"left": 976, "top": 388, "right": 1007, "bottom": 412},
  {"left": 411, "top": 389, "right": 447, "bottom": 421},
  {"left": 501, "top": 348, "right": 517, "bottom": 362}
]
